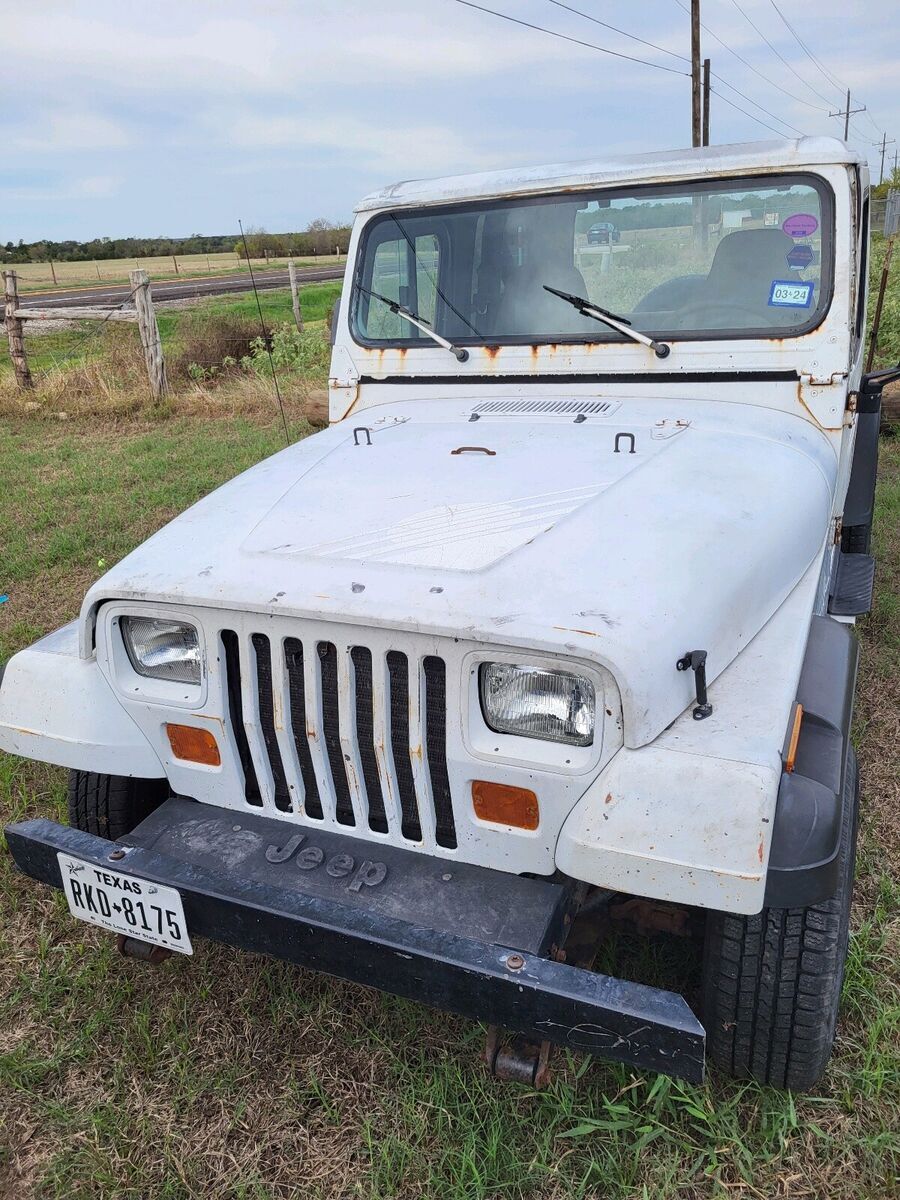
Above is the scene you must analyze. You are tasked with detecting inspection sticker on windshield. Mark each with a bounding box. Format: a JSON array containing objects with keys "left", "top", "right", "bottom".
[
  {"left": 768, "top": 280, "right": 814, "bottom": 308},
  {"left": 57, "top": 852, "right": 193, "bottom": 954}
]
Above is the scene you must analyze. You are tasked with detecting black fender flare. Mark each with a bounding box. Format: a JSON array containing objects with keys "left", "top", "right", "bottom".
[{"left": 764, "top": 616, "right": 859, "bottom": 909}]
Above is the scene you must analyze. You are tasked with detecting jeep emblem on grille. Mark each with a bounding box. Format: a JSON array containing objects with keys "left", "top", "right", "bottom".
[{"left": 265, "top": 834, "right": 388, "bottom": 891}]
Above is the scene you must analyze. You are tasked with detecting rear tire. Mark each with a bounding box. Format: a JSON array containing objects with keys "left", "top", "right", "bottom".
[
  {"left": 67, "top": 769, "right": 167, "bottom": 840},
  {"left": 702, "top": 749, "right": 858, "bottom": 1091}
]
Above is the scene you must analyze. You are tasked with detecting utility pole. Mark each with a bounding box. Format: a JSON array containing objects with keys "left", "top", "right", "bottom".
[
  {"left": 878, "top": 133, "right": 896, "bottom": 185},
  {"left": 829, "top": 88, "right": 866, "bottom": 141},
  {"left": 691, "top": 0, "right": 701, "bottom": 147},
  {"left": 702, "top": 58, "right": 711, "bottom": 146}
]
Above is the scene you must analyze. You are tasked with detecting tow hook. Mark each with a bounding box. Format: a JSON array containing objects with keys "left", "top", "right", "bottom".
[
  {"left": 116, "top": 933, "right": 174, "bottom": 965},
  {"left": 485, "top": 1026, "right": 552, "bottom": 1089},
  {"left": 677, "top": 649, "right": 713, "bottom": 720}
]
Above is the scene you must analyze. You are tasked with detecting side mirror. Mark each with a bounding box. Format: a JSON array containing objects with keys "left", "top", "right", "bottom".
[{"left": 858, "top": 360, "right": 900, "bottom": 412}]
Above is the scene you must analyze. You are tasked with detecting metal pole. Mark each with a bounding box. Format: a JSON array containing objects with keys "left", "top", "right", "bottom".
[
  {"left": 691, "top": 0, "right": 701, "bottom": 147},
  {"left": 702, "top": 58, "right": 710, "bottom": 146},
  {"left": 844, "top": 89, "right": 850, "bottom": 141}
]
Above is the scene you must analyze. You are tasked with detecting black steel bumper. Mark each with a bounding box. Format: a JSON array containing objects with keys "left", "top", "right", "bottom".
[{"left": 5, "top": 798, "right": 705, "bottom": 1082}]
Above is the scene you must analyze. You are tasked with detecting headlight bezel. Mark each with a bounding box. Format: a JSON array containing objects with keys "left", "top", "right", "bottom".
[{"left": 98, "top": 604, "right": 208, "bottom": 709}]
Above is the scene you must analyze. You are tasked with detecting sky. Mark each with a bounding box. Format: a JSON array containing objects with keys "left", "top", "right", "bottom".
[{"left": 2, "top": 0, "right": 898, "bottom": 243}]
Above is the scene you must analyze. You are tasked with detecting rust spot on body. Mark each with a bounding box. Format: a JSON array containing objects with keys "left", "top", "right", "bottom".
[
  {"left": 553, "top": 625, "right": 600, "bottom": 638},
  {"left": 604, "top": 793, "right": 613, "bottom": 805},
  {"left": 758, "top": 840, "right": 764, "bottom": 863}
]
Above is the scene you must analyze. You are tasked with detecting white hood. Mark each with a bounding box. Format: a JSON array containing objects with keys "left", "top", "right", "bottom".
[{"left": 81, "top": 397, "right": 837, "bottom": 748}]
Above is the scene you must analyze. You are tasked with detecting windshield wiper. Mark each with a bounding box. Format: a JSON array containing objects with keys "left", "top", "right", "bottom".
[
  {"left": 358, "top": 284, "right": 469, "bottom": 362},
  {"left": 543, "top": 285, "right": 670, "bottom": 359}
]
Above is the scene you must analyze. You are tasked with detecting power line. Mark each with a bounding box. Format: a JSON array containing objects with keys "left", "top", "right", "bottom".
[
  {"left": 726, "top": 0, "right": 838, "bottom": 110},
  {"left": 548, "top": 0, "right": 805, "bottom": 137},
  {"left": 545, "top": 0, "right": 690, "bottom": 65},
  {"left": 709, "top": 85, "right": 801, "bottom": 138},
  {"left": 671, "top": 0, "right": 829, "bottom": 114},
  {"left": 765, "top": 0, "right": 885, "bottom": 139},
  {"left": 766, "top": 0, "right": 846, "bottom": 96},
  {"left": 449, "top": 0, "right": 689, "bottom": 75}
]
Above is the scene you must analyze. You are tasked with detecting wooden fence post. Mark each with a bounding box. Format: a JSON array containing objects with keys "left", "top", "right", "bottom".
[
  {"left": 50, "top": 261, "right": 58, "bottom": 286},
  {"left": 3, "top": 270, "right": 33, "bottom": 389},
  {"left": 288, "top": 260, "right": 304, "bottom": 332},
  {"left": 130, "top": 269, "right": 168, "bottom": 402}
]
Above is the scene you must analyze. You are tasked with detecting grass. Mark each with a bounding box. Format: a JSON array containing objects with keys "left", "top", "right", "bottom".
[
  {"left": 10, "top": 252, "right": 345, "bottom": 295},
  {"left": 0, "top": 412, "right": 897, "bottom": 1199}
]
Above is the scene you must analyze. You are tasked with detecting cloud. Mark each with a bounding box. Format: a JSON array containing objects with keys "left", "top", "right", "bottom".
[
  {"left": 7, "top": 112, "right": 129, "bottom": 153},
  {"left": 0, "top": 0, "right": 896, "bottom": 241}
]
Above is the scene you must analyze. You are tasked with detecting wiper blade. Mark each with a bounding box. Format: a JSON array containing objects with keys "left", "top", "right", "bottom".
[
  {"left": 543, "top": 285, "right": 670, "bottom": 359},
  {"left": 358, "top": 285, "right": 469, "bottom": 362}
]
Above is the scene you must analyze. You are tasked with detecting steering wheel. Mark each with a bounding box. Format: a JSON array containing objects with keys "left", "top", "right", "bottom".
[{"left": 675, "top": 300, "right": 769, "bottom": 329}]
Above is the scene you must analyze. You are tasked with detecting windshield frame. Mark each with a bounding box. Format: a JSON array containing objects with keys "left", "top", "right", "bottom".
[{"left": 350, "top": 170, "right": 836, "bottom": 351}]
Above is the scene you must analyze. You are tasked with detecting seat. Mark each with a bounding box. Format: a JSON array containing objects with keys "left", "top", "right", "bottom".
[{"left": 692, "top": 227, "right": 798, "bottom": 325}]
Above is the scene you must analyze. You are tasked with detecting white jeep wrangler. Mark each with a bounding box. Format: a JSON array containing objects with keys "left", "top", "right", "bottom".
[{"left": 4, "top": 137, "right": 895, "bottom": 1091}]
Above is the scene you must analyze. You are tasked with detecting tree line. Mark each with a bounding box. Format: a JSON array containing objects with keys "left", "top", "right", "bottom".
[{"left": 1, "top": 219, "right": 351, "bottom": 264}]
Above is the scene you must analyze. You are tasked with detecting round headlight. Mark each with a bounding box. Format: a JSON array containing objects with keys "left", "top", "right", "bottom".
[
  {"left": 121, "top": 616, "right": 201, "bottom": 685},
  {"left": 479, "top": 663, "right": 595, "bottom": 746}
]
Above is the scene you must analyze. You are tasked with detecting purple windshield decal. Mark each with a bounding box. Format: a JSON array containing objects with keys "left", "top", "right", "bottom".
[{"left": 783, "top": 213, "right": 819, "bottom": 238}]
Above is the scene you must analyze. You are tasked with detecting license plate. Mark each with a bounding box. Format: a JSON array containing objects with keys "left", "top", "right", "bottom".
[{"left": 57, "top": 853, "right": 193, "bottom": 955}]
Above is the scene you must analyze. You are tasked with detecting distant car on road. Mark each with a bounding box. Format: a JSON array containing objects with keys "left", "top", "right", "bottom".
[{"left": 587, "top": 220, "right": 620, "bottom": 245}]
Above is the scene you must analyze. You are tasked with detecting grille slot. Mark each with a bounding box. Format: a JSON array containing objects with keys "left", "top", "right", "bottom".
[
  {"left": 221, "top": 630, "right": 261, "bottom": 806},
  {"left": 472, "top": 399, "right": 617, "bottom": 416},
  {"left": 284, "top": 638, "right": 323, "bottom": 819},
  {"left": 251, "top": 634, "right": 292, "bottom": 812},
  {"left": 423, "top": 656, "right": 456, "bottom": 849},
  {"left": 351, "top": 647, "right": 388, "bottom": 833},
  {"left": 318, "top": 641, "right": 355, "bottom": 826},
  {"left": 387, "top": 651, "right": 422, "bottom": 841}
]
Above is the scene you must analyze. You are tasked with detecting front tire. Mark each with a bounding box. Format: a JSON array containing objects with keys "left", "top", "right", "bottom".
[
  {"left": 67, "top": 769, "right": 167, "bottom": 840},
  {"left": 702, "top": 750, "right": 859, "bottom": 1091}
]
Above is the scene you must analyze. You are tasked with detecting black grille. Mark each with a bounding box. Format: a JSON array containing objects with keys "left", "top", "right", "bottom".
[
  {"left": 351, "top": 647, "right": 388, "bottom": 833},
  {"left": 423, "top": 656, "right": 456, "bottom": 848},
  {"left": 221, "top": 630, "right": 261, "bottom": 806},
  {"left": 387, "top": 651, "right": 422, "bottom": 841},
  {"left": 284, "top": 638, "right": 323, "bottom": 819},
  {"left": 225, "top": 632, "right": 453, "bottom": 845},
  {"left": 251, "top": 634, "right": 292, "bottom": 812},
  {"left": 318, "top": 642, "right": 355, "bottom": 826}
]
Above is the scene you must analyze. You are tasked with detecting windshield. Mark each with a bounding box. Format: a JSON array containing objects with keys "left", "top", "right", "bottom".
[{"left": 353, "top": 173, "right": 833, "bottom": 348}]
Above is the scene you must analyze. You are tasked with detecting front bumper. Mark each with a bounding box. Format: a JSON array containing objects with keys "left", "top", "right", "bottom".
[{"left": 6, "top": 797, "right": 705, "bottom": 1082}]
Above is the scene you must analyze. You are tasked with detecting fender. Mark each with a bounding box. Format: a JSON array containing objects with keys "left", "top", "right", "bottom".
[{"left": 0, "top": 622, "right": 164, "bottom": 778}]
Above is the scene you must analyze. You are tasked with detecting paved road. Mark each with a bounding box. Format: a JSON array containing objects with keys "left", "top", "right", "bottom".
[{"left": 8, "top": 264, "right": 344, "bottom": 312}]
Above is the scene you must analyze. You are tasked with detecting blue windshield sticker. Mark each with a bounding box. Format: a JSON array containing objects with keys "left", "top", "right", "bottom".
[{"left": 769, "top": 280, "right": 814, "bottom": 308}]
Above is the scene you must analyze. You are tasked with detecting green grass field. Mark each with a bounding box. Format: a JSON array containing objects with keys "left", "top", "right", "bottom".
[{"left": 0, "top": 413, "right": 897, "bottom": 1199}]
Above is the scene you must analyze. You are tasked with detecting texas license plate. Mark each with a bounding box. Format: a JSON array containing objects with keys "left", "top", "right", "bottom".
[{"left": 57, "top": 853, "right": 193, "bottom": 955}]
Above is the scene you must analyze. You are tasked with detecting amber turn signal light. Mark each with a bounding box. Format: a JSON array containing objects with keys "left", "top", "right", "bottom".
[
  {"left": 784, "top": 703, "right": 803, "bottom": 774},
  {"left": 166, "top": 723, "right": 221, "bottom": 766},
  {"left": 472, "top": 780, "right": 539, "bottom": 830}
]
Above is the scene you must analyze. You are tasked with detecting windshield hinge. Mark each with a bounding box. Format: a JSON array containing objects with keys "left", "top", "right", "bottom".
[{"left": 799, "top": 370, "right": 847, "bottom": 388}]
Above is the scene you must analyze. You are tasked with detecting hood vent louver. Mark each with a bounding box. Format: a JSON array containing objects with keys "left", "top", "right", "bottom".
[{"left": 471, "top": 399, "right": 620, "bottom": 417}]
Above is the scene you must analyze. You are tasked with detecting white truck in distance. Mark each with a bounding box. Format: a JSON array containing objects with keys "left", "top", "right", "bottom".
[{"left": 4, "top": 137, "right": 895, "bottom": 1091}]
